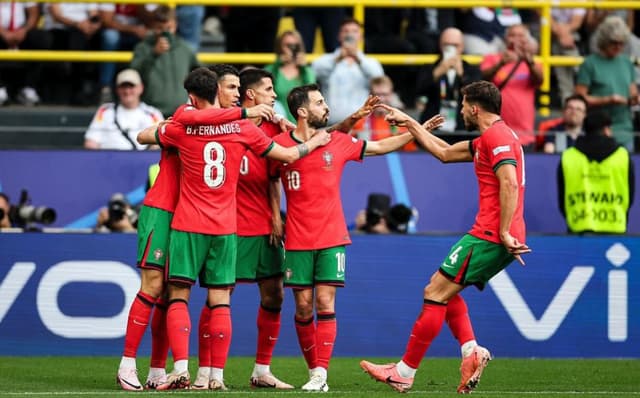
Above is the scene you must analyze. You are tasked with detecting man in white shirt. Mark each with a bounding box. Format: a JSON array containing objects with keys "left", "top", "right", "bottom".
[
  {"left": 84, "top": 69, "right": 163, "bottom": 150},
  {"left": 312, "top": 18, "right": 384, "bottom": 124}
]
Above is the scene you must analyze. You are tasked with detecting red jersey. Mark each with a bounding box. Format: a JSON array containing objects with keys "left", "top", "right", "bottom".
[
  {"left": 157, "top": 118, "right": 274, "bottom": 235},
  {"left": 237, "top": 121, "right": 281, "bottom": 236},
  {"left": 142, "top": 105, "right": 244, "bottom": 213},
  {"left": 470, "top": 120, "right": 526, "bottom": 244},
  {"left": 271, "top": 131, "right": 365, "bottom": 250}
]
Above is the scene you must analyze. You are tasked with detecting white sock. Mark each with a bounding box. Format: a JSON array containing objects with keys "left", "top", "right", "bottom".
[
  {"left": 174, "top": 360, "right": 188, "bottom": 373},
  {"left": 461, "top": 340, "right": 478, "bottom": 357},
  {"left": 197, "top": 367, "right": 211, "bottom": 377},
  {"left": 311, "top": 367, "right": 327, "bottom": 380},
  {"left": 253, "top": 363, "right": 270, "bottom": 377},
  {"left": 147, "top": 367, "right": 166, "bottom": 379},
  {"left": 119, "top": 356, "right": 136, "bottom": 369},
  {"left": 211, "top": 367, "right": 224, "bottom": 381},
  {"left": 396, "top": 360, "right": 417, "bottom": 378}
]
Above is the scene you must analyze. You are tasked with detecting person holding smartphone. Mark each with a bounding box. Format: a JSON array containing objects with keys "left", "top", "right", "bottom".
[
  {"left": 130, "top": 6, "right": 198, "bottom": 117},
  {"left": 416, "top": 28, "right": 481, "bottom": 132},
  {"left": 312, "top": 18, "right": 384, "bottom": 124}
]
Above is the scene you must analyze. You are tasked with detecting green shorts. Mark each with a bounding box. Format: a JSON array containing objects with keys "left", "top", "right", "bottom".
[
  {"left": 439, "top": 234, "right": 515, "bottom": 290},
  {"left": 136, "top": 205, "right": 173, "bottom": 270},
  {"left": 168, "top": 230, "right": 237, "bottom": 288},
  {"left": 283, "top": 246, "right": 346, "bottom": 288},
  {"left": 236, "top": 235, "right": 284, "bottom": 282}
]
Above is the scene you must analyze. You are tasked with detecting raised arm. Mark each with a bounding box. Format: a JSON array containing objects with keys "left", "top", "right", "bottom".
[
  {"left": 137, "top": 123, "right": 163, "bottom": 145},
  {"left": 328, "top": 95, "right": 380, "bottom": 133},
  {"left": 266, "top": 130, "right": 331, "bottom": 163},
  {"left": 378, "top": 104, "right": 472, "bottom": 163}
]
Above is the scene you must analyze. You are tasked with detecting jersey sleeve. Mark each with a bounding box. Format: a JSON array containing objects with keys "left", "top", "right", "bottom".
[
  {"left": 485, "top": 133, "right": 518, "bottom": 173},
  {"left": 173, "top": 106, "right": 243, "bottom": 125},
  {"left": 338, "top": 132, "right": 366, "bottom": 162},
  {"left": 244, "top": 122, "right": 275, "bottom": 157},
  {"left": 156, "top": 121, "right": 183, "bottom": 149}
]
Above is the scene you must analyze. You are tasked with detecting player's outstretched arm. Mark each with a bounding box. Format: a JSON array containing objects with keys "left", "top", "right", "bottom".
[
  {"left": 496, "top": 163, "right": 531, "bottom": 265},
  {"left": 137, "top": 123, "right": 161, "bottom": 145},
  {"left": 364, "top": 132, "right": 414, "bottom": 156},
  {"left": 328, "top": 95, "right": 380, "bottom": 133},
  {"left": 173, "top": 105, "right": 273, "bottom": 125},
  {"left": 266, "top": 130, "right": 331, "bottom": 163}
]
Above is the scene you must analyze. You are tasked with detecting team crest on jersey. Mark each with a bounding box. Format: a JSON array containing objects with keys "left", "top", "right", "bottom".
[
  {"left": 153, "top": 249, "right": 163, "bottom": 261},
  {"left": 322, "top": 151, "right": 333, "bottom": 170},
  {"left": 285, "top": 268, "right": 293, "bottom": 280}
]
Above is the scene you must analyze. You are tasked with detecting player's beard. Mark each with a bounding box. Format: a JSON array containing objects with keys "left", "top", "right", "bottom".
[
  {"left": 463, "top": 113, "right": 478, "bottom": 132},
  {"left": 308, "top": 112, "right": 329, "bottom": 129}
]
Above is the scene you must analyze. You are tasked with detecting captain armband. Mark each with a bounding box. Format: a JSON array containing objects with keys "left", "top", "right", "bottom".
[{"left": 296, "top": 143, "right": 310, "bottom": 158}]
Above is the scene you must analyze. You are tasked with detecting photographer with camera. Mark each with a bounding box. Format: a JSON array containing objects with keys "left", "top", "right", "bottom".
[
  {"left": 264, "top": 30, "right": 316, "bottom": 122},
  {"left": 354, "top": 193, "right": 415, "bottom": 234},
  {"left": 312, "top": 18, "right": 384, "bottom": 124},
  {"left": 0, "top": 190, "right": 56, "bottom": 231},
  {"left": 96, "top": 193, "right": 137, "bottom": 233}
]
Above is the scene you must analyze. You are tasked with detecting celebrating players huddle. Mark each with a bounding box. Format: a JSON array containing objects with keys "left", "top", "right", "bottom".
[{"left": 116, "top": 66, "right": 529, "bottom": 394}]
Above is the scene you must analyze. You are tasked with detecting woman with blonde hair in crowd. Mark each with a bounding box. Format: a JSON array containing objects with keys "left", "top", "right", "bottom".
[{"left": 264, "top": 30, "right": 316, "bottom": 121}]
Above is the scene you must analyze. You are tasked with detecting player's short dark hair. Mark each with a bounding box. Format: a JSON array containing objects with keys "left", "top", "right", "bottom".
[
  {"left": 461, "top": 81, "right": 502, "bottom": 115},
  {"left": 287, "top": 84, "right": 320, "bottom": 120},
  {"left": 208, "top": 64, "right": 239, "bottom": 80},
  {"left": 184, "top": 67, "right": 218, "bottom": 104},
  {"left": 239, "top": 69, "right": 274, "bottom": 102},
  {"left": 584, "top": 111, "right": 612, "bottom": 136},
  {"left": 152, "top": 6, "right": 175, "bottom": 24}
]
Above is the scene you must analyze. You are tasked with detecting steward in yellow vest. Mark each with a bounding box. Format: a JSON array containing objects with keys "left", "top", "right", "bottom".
[{"left": 558, "top": 112, "right": 635, "bottom": 233}]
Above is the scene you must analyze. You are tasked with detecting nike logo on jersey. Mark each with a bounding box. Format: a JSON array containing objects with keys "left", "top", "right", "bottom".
[
  {"left": 441, "top": 263, "right": 455, "bottom": 269},
  {"left": 336, "top": 272, "right": 344, "bottom": 278}
]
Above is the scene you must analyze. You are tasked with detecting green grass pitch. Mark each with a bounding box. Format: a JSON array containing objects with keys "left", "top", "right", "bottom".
[{"left": 1, "top": 356, "right": 639, "bottom": 397}]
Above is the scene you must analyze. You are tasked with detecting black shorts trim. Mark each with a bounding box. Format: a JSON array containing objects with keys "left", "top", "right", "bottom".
[
  {"left": 137, "top": 261, "right": 164, "bottom": 271},
  {"left": 199, "top": 282, "right": 236, "bottom": 289}
]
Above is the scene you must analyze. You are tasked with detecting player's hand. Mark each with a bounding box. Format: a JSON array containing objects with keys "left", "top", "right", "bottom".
[
  {"left": 274, "top": 115, "right": 296, "bottom": 132},
  {"left": 311, "top": 129, "right": 331, "bottom": 147},
  {"left": 375, "top": 103, "right": 411, "bottom": 126},
  {"left": 246, "top": 103, "right": 275, "bottom": 120},
  {"left": 500, "top": 231, "right": 531, "bottom": 266},
  {"left": 269, "top": 217, "right": 284, "bottom": 247},
  {"left": 422, "top": 114, "right": 445, "bottom": 132},
  {"left": 352, "top": 95, "right": 381, "bottom": 120}
]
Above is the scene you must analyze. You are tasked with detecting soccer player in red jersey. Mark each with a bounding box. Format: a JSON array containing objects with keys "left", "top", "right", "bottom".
[
  {"left": 360, "top": 81, "right": 531, "bottom": 394},
  {"left": 136, "top": 68, "right": 330, "bottom": 391},
  {"left": 116, "top": 90, "right": 252, "bottom": 390},
  {"left": 270, "top": 84, "right": 438, "bottom": 392}
]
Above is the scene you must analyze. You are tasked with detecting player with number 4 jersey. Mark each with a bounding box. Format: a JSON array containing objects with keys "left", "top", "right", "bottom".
[{"left": 360, "top": 81, "right": 531, "bottom": 394}]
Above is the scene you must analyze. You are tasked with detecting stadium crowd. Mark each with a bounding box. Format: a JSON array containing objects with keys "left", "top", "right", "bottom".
[{"left": 1, "top": 4, "right": 640, "bottom": 152}]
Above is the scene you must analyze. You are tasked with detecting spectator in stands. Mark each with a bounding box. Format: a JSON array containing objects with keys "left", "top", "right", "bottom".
[
  {"left": 98, "top": 4, "right": 150, "bottom": 103},
  {"left": 416, "top": 27, "right": 481, "bottom": 131},
  {"left": 0, "top": 192, "right": 11, "bottom": 229},
  {"left": 130, "top": 6, "right": 198, "bottom": 116},
  {"left": 312, "top": 18, "right": 384, "bottom": 124},
  {"left": 222, "top": 6, "right": 281, "bottom": 53},
  {"left": 551, "top": 7, "right": 586, "bottom": 103},
  {"left": 292, "top": 7, "right": 345, "bottom": 53},
  {"left": 175, "top": 6, "right": 205, "bottom": 51},
  {"left": 538, "top": 94, "right": 587, "bottom": 153},
  {"left": 84, "top": 69, "right": 163, "bottom": 150},
  {"left": 351, "top": 75, "right": 417, "bottom": 151},
  {"left": 575, "top": 16, "right": 639, "bottom": 152},
  {"left": 44, "top": 2, "right": 102, "bottom": 104},
  {"left": 264, "top": 30, "right": 316, "bottom": 122},
  {"left": 354, "top": 193, "right": 414, "bottom": 234},
  {"left": 557, "top": 111, "right": 635, "bottom": 234},
  {"left": 0, "top": 1, "right": 51, "bottom": 106},
  {"left": 461, "top": 7, "right": 522, "bottom": 55},
  {"left": 481, "top": 24, "right": 543, "bottom": 150}
]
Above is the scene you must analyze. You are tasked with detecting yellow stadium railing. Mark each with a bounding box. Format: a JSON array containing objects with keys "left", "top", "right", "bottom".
[{"left": 2, "top": 0, "right": 640, "bottom": 116}]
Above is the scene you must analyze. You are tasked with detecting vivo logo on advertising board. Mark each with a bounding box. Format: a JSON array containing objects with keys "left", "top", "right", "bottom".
[
  {"left": 489, "top": 243, "right": 630, "bottom": 342},
  {"left": 0, "top": 261, "right": 139, "bottom": 338}
]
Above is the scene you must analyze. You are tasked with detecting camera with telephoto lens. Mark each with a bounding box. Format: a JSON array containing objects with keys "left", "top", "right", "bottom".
[
  {"left": 107, "top": 193, "right": 138, "bottom": 228},
  {"left": 9, "top": 189, "right": 56, "bottom": 228}
]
